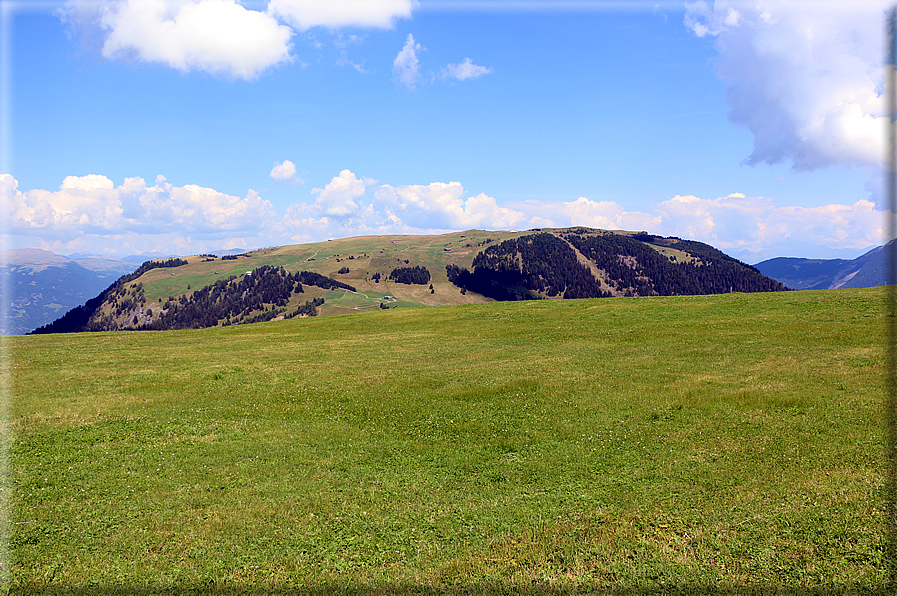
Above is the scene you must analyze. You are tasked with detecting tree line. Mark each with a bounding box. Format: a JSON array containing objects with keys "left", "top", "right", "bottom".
[
  {"left": 447, "top": 233, "right": 610, "bottom": 300},
  {"left": 445, "top": 231, "right": 788, "bottom": 301},
  {"left": 389, "top": 266, "right": 431, "bottom": 285},
  {"left": 564, "top": 233, "right": 788, "bottom": 296},
  {"left": 131, "top": 266, "right": 352, "bottom": 331}
]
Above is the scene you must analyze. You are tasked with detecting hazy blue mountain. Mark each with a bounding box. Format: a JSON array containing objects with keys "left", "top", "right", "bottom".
[
  {"left": 210, "top": 248, "right": 257, "bottom": 257},
  {"left": 754, "top": 242, "right": 888, "bottom": 290},
  {"left": 120, "top": 252, "right": 178, "bottom": 263},
  {"left": 1, "top": 249, "right": 137, "bottom": 334},
  {"left": 118, "top": 248, "right": 252, "bottom": 263}
]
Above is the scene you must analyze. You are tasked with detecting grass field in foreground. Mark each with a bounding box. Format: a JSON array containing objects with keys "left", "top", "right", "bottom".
[{"left": 5, "top": 288, "right": 888, "bottom": 594}]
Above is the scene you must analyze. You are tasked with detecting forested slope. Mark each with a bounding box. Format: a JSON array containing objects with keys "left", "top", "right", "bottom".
[
  {"left": 446, "top": 231, "right": 787, "bottom": 300},
  {"left": 31, "top": 264, "right": 352, "bottom": 334}
]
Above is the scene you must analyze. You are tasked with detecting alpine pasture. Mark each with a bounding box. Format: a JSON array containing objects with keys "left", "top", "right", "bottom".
[{"left": 5, "top": 287, "right": 886, "bottom": 594}]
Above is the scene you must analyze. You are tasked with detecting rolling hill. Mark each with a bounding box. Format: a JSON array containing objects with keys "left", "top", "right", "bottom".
[{"left": 31, "top": 228, "right": 788, "bottom": 334}]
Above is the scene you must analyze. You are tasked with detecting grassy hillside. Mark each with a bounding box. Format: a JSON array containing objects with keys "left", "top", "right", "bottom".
[
  {"left": 141, "top": 231, "right": 506, "bottom": 311},
  {"left": 7, "top": 288, "right": 886, "bottom": 594}
]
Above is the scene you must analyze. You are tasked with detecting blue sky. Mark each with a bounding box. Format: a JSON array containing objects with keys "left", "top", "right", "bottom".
[{"left": 0, "top": 0, "right": 890, "bottom": 262}]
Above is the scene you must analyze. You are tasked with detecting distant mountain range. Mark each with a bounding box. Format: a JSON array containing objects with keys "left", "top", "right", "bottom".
[
  {"left": 1, "top": 249, "right": 139, "bottom": 335},
  {"left": 754, "top": 242, "right": 889, "bottom": 290}
]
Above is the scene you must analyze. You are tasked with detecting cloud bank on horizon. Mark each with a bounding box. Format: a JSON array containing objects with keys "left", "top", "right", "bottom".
[
  {"left": 4, "top": 0, "right": 892, "bottom": 264},
  {"left": 2, "top": 171, "right": 886, "bottom": 263}
]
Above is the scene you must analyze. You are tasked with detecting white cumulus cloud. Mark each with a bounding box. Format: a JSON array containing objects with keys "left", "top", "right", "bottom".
[
  {"left": 441, "top": 58, "right": 493, "bottom": 81},
  {"left": 7, "top": 174, "right": 122, "bottom": 232},
  {"left": 63, "top": 0, "right": 294, "bottom": 80},
  {"left": 270, "top": 160, "right": 299, "bottom": 182},
  {"left": 144, "top": 177, "right": 277, "bottom": 231},
  {"left": 311, "top": 169, "right": 377, "bottom": 217},
  {"left": 376, "top": 181, "right": 528, "bottom": 230},
  {"left": 4, "top": 173, "right": 277, "bottom": 240},
  {"left": 508, "top": 190, "right": 887, "bottom": 261},
  {"left": 684, "top": 0, "right": 889, "bottom": 171},
  {"left": 652, "top": 191, "right": 885, "bottom": 259},
  {"left": 268, "top": 0, "right": 417, "bottom": 30},
  {"left": 515, "top": 197, "right": 660, "bottom": 232},
  {"left": 392, "top": 33, "right": 423, "bottom": 89}
]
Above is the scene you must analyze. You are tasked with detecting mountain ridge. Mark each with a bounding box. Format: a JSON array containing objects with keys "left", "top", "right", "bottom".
[
  {"left": 1, "top": 249, "right": 139, "bottom": 335},
  {"left": 753, "top": 241, "right": 889, "bottom": 290}
]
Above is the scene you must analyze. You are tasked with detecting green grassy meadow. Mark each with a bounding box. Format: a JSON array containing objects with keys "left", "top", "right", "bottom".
[{"left": 5, "top": 288, "right": 889, "bottom": 594}]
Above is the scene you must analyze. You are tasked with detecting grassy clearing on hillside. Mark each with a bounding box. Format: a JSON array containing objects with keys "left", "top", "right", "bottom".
[
  {"left": 125, "top": 231, "right": 505, "bottom": 311},
  {"left": 646, "top": 244, "right": 692, "bottom": 264},
  {"left": 6, "top": 289, "right": 888, "bottom": 594}
]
